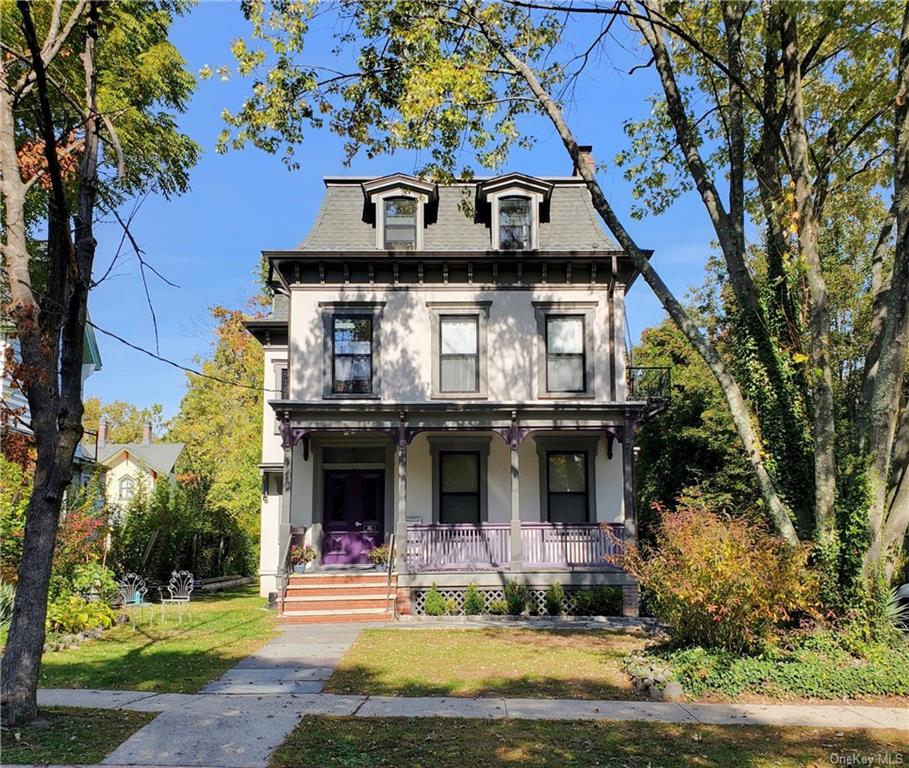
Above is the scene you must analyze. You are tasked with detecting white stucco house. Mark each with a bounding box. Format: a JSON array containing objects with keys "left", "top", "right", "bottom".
[
  {"left": 246, "top": 154, "right": 668, "bottom": 621},
  {"left": 97, "top": 421, "right": 184, "bottom": 509}
]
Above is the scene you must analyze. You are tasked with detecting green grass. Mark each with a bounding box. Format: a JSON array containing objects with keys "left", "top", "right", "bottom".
[
  {"left": 270, "top": 716, "right": 908, "bottom": 768},
  {"left": 324, "top": 628, "right": 648, "bottom": 699},
  {"left": 1, "top": 706, "right": 154, "bottom": 764},
  {"left": 39, "top": 587, "right": 277, "bottom": 693}
]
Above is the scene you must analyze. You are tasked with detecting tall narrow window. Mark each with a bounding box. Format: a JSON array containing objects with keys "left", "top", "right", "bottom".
[
  {"left": 440, "top": 315, "right": 479, "bottom": 393},
  {"left": 547, "top": 452, "right": 588, "bottom": 522},
  {"left": 384, "top": 197, "right": 417, "bottom": 250},
  {"left": 546, "top": 315, "right": 585, "bottom": 392},
  {"left": 332, "top": 316, "right": 373, "bottom": 394},
  {"left": 280, "top": 367, "right": 289, "bottom": 399},
  {"left": 119, "top": 476, "right": 136, "bottom": 501},
  {"left": 439, "top": 451, "right": 480, "bottom": 523},
  {"left": 499, "top": 196, "right": 532, "bottom": 250}
]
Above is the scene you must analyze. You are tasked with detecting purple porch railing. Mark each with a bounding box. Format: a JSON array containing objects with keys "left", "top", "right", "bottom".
[
  {"left": 405, "top": 522, "right": 624, "bottom": 571},
  {"left": 522, "top": 523, "right": 624, "bottom": 568},
  {"left": 406, "top": 523, "right": 511, "bottom": 570}
]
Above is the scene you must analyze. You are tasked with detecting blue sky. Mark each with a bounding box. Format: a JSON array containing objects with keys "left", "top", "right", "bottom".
[{"left": 85, "top": 2, "right": 715, "bottom": 417}]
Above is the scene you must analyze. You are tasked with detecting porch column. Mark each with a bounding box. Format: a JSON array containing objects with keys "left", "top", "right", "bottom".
[
  {"left": 509, "top": 415, "right": 523, "bottom": 570},
  {"left": 277, "top": 436, "right": 293, "bottom": 596},
  {"left": 394, "top": 417, "right": 409, "bottom": 573},
  {"left": 621, "top": 415, "right": 641, "bottom": 617}
]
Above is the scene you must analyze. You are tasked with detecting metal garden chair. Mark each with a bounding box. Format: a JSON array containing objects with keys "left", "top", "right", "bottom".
[
  {"left": 116, "top": 573, "right": 151, "bottom": 622},
  {"left": 158, "top": 570, "right": 194, "bottom": 624}
]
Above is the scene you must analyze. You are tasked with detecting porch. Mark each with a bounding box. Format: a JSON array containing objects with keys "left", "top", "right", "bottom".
[{"left": 404, "top": 522, "right": 624, "bottom": 572}]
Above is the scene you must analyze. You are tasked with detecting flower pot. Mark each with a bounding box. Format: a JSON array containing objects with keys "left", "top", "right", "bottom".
[{"left": 293, "top": 564, "right": 306, "bottom": 574}]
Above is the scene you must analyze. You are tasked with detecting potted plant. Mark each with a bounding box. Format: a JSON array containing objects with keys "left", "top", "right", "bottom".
[
  {"left": 292, "top": 545, "right": 316, "bottom": 573},
  {"left": 367, "top": 545, "right": 390, "bottom": 571}
]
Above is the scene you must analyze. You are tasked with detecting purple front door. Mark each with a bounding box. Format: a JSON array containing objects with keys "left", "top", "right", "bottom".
[{"left": 322, "top": 470, "right": 385, "bottom": 565}]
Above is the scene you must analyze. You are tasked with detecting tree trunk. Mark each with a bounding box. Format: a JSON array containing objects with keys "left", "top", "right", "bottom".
[{"left": 472, "top": 7, "right": 799, "bottom": 544}]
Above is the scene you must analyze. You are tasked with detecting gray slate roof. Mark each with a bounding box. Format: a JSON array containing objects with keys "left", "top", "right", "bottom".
[
  {"left": 298, "top": 180, "right": 620, "bottom": 252},
  {"left": 99, "top": 442, "right": 184, "bottom": 475}
]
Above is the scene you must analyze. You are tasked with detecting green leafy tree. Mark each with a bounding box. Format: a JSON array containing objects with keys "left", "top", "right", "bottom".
[
  {"left": 0, "top": 1, "right": 197, "bottom": 724},
  {"left": 168, "top": 307, "right": 264, "bottom": 546},
  {"left": 214, "top": 0, "right": 909, "bottom": 608},
  {"left": 82, "top": 398, "right": 168, "bottom": 444}
]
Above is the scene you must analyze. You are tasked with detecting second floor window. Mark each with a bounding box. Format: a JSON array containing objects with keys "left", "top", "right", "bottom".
[
  {"left": 384, "top": 197, "right": 417, "bottom": 250},
  {"left": 119, "top": 475, "right": 136, "bottom": 501},
  {"left": 499, "top": 196, "right": 532, "bottom": 250},
  {"left": 545, "top": 315, "right": 586, "bottom": 392},
  {"left": 332, "top": 316, "right": 373, "bottom": 394},
  {"left": 440, "top": 315, "right": 479, "bottom": 393}
]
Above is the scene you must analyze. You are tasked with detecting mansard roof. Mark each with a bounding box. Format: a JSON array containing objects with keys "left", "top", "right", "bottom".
[{"left": 297, "top": 176, "right": 621, "bottom": 253}]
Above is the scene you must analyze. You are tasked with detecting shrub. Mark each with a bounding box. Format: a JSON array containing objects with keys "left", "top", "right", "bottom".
[
  {"left": 571, "top": 586, "right": 622, "bottom": 616},
  {"left": 0, "top": 455, "right": 29, "bottom": 581},
  {"left": 444, "top": 597, "right": 460, "bottom": 615},
  {"left": 545, "top": 582, "right": 565, "bottom": 615},
  {"left": 657, "top": 631, "right": 909, "bottom": 699},
  {"left": 71, "top": 563, "right": 119, "bottom": 602},
  {"left": 424, "top": 583, "right": 446, "bottom": 616},
  {"left": 621, "top": 504, "right": 817, "bottom": 653},
  {"left": 367, "top": 545, "right": 389, "bottom": 566},
  {"left": 504, "top": 580, "right": 528, "bottom": 615},
  {"left": 46, "top": 596, "right": 116, "bottom": 634},
  {"left": 463, "top": 583, "right": 484, "bottom": 615},
  {"left": 487, "top": 598, "right": 508, "bottom": 615},
  {"left": 0, "top": 580, "right": 14, "bottom": 630}
]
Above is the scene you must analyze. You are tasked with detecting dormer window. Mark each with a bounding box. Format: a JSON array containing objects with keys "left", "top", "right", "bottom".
[
  {"left": 361, "top": 174, "right": 438, "bottom": 251},
  {"left": 499, "top": 197, "right": 532, "bottom": 250},
  {"left": 477, "top": 173, "right": 553, "bottom": 252},
  {"left": 384, "top": 197, "right": 417, "bottom": 250}
]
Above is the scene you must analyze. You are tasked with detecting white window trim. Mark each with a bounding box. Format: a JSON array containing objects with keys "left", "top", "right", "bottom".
[
  {"left": 488, "top": 186, "right": 544, "bottom": 250},
  {"left": 371, "top": 188, "right": 429, "bottom": 250}
]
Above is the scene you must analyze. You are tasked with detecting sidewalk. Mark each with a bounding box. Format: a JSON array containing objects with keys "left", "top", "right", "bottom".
[{"left": 33, "top": 623, "right": 909, "bottom": 768}]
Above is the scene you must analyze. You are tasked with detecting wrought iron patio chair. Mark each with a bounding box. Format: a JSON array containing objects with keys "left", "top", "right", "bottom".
[
  {"left": 116, "top": 573, "right": 151, "bottom": 622},
  {"left": 158, "top": 570, "right": 194, "bottom": 624}
]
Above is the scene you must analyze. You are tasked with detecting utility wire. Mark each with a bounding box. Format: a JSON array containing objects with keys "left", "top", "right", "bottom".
[{"left": 87, "top": 321, "right": 279, "bottom": 394}]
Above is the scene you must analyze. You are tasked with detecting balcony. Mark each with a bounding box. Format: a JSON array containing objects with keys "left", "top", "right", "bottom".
[{"left": 405, "top": 522, "right": 624, "bottom": 572}]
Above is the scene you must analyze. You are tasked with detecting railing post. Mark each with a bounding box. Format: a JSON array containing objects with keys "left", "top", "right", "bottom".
[
  {"left": 509, "top": 412, "right": 523, "bottom": 571},
  {"left": 395, "top": 413, "right": 409, "bottom": 573}
]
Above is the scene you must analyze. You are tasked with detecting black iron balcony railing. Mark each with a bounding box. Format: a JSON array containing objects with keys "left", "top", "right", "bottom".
[{"left": 628, "top": 366, "right": 671, "bottom": 404}]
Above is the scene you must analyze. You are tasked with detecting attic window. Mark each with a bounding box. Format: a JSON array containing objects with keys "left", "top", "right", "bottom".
[
  {"left": 499, "top": 196, "right": 532, "bottom": 250},
  {"left": 384, "top": 197, "right": 417, "bottom": 250}
]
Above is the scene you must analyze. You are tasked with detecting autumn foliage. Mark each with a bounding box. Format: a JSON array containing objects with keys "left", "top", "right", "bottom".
[{"left": 619, "top": 503, "right": 817, "bottom": 653}]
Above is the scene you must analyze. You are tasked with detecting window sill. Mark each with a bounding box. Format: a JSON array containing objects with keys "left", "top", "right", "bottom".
[
  {"left": 429, "top": 393, "right": 489, "bottom": 401},
  {"left": 536, "top": 392, "right": 597, "bottom": 400},
  {"left": 321, "top": 393, "right": 382, "bottom": 400}
]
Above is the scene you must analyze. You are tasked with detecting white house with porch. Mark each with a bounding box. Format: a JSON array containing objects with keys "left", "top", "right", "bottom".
[{"left": 246, "top": 156, "right": 667, "bottom": 622}]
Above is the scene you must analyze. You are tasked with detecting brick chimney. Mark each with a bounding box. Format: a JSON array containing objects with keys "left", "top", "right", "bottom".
[
  {"left": 573, "top": 145, "right": 596, "bottom": 177},
  {"left": 142, "top": 422, "right": 152, "bottom": 446},
  {"left": 98, "top": 419, "right": 109, "bottom": 449}
]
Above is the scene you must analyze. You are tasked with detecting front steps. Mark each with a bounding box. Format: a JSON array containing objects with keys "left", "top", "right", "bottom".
[{"left": 279, "top": 572, "right": 396, "bottom": 623}]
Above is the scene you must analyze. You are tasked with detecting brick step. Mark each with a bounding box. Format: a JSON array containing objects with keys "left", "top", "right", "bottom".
[
  {"left": 282, "top": 597, "right": 393, "bottom": 611},
  {"left": 284, "top": 586, "right": 391, "bottom": 599},
  {"left": 287, "top": 574, "right": 394, "bottom": 586},
  {"left": 278, "top": 612, "right": 394, "bottom": 624}
]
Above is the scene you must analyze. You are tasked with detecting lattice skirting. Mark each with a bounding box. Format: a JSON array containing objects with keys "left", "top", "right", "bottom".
[{"left": 410, "top": 586, "right": 608, "bottom": 616}]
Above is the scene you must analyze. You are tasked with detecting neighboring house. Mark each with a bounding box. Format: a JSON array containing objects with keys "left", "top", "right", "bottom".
[
  {"left": 1, "top": 317, "right": 103, "bottom": 485},
  {"left": 246, "top": 151, "right": 668, "bottom": 621},
  {"left": 98, "top": 422, "right": 184, "bottom": 508}
]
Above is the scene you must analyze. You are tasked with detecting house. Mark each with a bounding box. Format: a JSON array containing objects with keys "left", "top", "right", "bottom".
[
  {"left": 97, "top": 421, "right": 184, "bottom": 508},
  {"left": 246, "top": 152, "right": 668, "bottom": 621},
  {"left": 1, "top": 317, "right": 103, "bottom": 485}
]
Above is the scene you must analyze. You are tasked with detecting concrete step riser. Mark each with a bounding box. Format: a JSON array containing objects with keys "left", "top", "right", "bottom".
[{"left": 278, "top": 613, "right": 393, "bottom": 624}]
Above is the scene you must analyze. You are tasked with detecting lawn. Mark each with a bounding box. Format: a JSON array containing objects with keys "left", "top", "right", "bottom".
[
  {"left": 324, "top": 628, "right": 648, "bottom": 699},
  {"left": 271, "top": 716, "right": 908, "bottom": 768},
  {"left": 39, "top": 586, "right": 277, "bottom": 693},
  {"left": 1, "top": 706, "right": 155, "bottom": 764}
]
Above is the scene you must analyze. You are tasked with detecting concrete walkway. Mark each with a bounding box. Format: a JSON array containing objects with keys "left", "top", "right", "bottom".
[{"left": 33, "top": 623, "right": 909, "bottom": 768}]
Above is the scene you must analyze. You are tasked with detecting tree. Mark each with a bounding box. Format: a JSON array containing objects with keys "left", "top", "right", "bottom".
[
  {"left": 82, "top": 397, "right": 168, "bottom": 444},
  {"left": 215, "top": 0, "right": 908, "bottom": 603},
  {"left": 168, "top": 306, "right": 264, "bottom": 546},
  {"left": 0, "top": 1, "right": 196, "bottom": 724}
]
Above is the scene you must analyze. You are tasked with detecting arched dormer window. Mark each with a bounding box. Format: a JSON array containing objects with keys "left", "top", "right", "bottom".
[
  {"left": 384, "top": 197, "right": 417, "bottom": 250},
  {"left": 499, "top": 196, "right": 532, "bottom": 250},
  {"left": 119, "top": 475, "right": 136, "bottom": 501}
]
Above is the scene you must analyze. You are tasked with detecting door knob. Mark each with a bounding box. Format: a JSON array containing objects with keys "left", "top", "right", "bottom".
[{"left": 354, "top": 521, "right": 362, "bottom": 527}]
